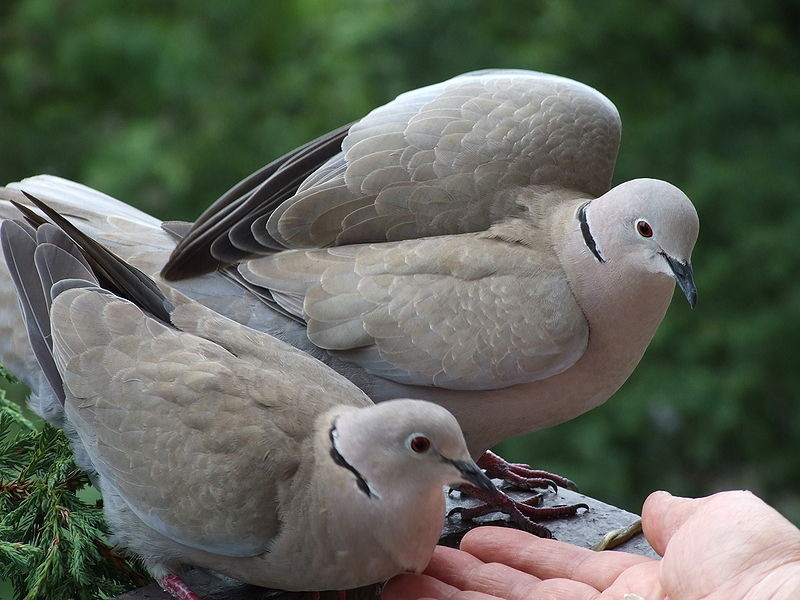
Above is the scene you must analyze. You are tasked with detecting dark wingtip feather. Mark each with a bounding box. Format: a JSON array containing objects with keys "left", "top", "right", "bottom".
[
  {"left": 161, "top": 122, "right": 352, "bottom": 280},
  {"left": 11, "top": 196, "right": 47, "bottom": 228},
  {"left": 18, "top": 192, "right": 175, "bottom": 323},
  {"left": 161, "top": 253, "right": 222, "bottom": 281}
]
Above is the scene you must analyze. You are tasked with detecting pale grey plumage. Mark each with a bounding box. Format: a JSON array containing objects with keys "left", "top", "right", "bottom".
[
  {"left": 238, "top": 230, "right": 588, "bottom": 390},
  {"left": 0, "top": 214, "right": 492, "bottom": 592},
  {"left": 233, "top": 178, "right": 698, "bottom": 456},
  {"left": 265, "top": 70, "right": 619, "bottom": 249},
  {"left": 0, "top": 70, "right": 698, "bottom": 461},
  {"left": 163, "top": 70, "right": 697, "bottom": 455}
]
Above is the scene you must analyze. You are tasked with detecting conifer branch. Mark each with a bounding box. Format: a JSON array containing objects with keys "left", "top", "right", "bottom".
[{"left": 0, "top": 363, "right": 150, "bottom": 600}]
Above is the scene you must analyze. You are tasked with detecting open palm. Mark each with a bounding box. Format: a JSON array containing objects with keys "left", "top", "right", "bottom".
[{"left": 383, "top": 491, "right": 800, "bottom": 600}]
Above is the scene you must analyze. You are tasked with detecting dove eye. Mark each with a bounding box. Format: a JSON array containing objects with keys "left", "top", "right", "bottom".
[
  {"left": 636, "top": 219, "right": 653, "bottom": 238},
  {"left": 406, "top": 434, "right": 431, "bottom": 454}
]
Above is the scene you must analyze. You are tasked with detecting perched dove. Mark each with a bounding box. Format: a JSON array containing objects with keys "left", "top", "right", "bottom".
[
  {"left": 0, "top": 199, "right": 495, "bottom": 598},
  {"left": 160, "top": 69, "right": 699, "bottom": 458}
]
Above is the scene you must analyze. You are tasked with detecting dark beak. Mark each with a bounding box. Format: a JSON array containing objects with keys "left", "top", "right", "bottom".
[
  {"left": 664, "top": 254, "right": 697, "bottom": 309},
  {"left": 447, "top": 459, "right": 497, "bottom": 493}
]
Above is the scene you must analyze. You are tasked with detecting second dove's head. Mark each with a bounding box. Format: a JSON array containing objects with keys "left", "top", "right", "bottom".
[
  {"left": 330, "top": 399, "right": 495, "bottom": 498},
  {"left": 583, "top": 178, "right": 699, "bottom": 307}
]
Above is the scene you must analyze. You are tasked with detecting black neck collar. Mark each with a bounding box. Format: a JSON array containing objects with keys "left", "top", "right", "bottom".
[
  {"left": 329, "top": 423, "right": 373, "bottom": 498},
  {"left": 578, "top": 201, "right": 605, "bottom": 263}
]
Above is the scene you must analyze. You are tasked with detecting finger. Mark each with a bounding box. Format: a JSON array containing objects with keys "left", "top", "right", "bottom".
[
  {"left": 460, "top": 527, "right": 652, "bottom": 590},
  {"left": 424, "top": 545, "right": 544, "bottom": 599},
  {"left": 641, "top": 491, "right": 703, "bottom": 556},
  {"left": 382, "top": 573, "right": 459, "bottom": 600},
  {"left": 524, "top": 578, "right": 600, "bottom": 600},
  {"left": 382, "top": 573, "right": 507, "bottom": 600},
  {"left": 424, "top": 546, "right": 602, "bottom": 600}
]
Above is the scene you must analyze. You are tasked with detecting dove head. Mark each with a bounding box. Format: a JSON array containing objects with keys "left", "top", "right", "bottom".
[
  {"left": 330, "top": 399, "right": 495, "bottom": 498},
  {"left": 583, "top": 178, "right": 699, "bottom": 308}
]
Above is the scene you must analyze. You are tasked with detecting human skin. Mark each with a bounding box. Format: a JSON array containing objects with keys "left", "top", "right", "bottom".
[{"left": 382, "top": 490, "right": 800, "bottom": 600}]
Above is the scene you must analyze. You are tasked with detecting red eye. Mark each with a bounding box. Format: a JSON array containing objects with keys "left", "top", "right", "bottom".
[
  {"left": 409, "top": 436, "right": 431, "bottom": 453},
  {"left": 636, "top": 220, "right": 653, "bottom": 238}
]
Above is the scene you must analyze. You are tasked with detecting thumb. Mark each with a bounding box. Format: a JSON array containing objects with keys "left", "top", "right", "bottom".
[{"left": 641, "top": 491, "right": 702, "bottom": 556}]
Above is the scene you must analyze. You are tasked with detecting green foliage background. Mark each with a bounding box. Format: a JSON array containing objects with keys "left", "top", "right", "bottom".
[{"left": 1, "top": 0, "right": 798, "bottom": 527}]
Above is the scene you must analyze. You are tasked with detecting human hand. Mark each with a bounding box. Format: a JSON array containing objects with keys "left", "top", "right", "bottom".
[
  {"left": 382, "top": 490, "right": 800, "bottom": 600},
  {"left": 643, "top": 489, "right": 800, "bottom": 599}
]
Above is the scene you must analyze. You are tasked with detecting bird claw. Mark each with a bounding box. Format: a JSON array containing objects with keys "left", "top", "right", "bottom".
[
  {"left": 449, "top": 499, "right": 556, "bottom": 538},
  {"left": 477, "top": 450, "right": 578, "bottom": 492},
  {"left": 449, "top": 485, "right": 588, "bottom": 538}
]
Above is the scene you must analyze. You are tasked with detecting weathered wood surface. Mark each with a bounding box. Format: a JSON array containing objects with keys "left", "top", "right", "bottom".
[{"left": 114, "top": 485, "right": 656, "bottom": 600}]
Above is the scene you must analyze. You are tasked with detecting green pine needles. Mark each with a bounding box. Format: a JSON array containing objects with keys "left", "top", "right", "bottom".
[{"left": 0, "top": 364, "right": 149, "bottom": 600}]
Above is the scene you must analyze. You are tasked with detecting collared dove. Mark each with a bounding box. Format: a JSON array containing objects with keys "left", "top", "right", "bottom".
[
  {"left": 160, "top": 69, "right": 699, "bottom": 455},
  {"left": 0, "top": 199, "right": 495, "bottom": 598},
  {"left": 0, "top": 69, "right": 698, "bottom": 533}
]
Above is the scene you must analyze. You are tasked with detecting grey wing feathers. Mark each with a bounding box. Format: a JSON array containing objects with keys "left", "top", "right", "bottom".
[
  {"left": 3, "top": 194, "right": 373, "bottom": 557},
  {"left": 21, "top": 193, "right": 175, "bottom": 323},
  {"left": 1, "top": 193, "right": 176, "bottom": 404},
  {"left": 163, "top": 70, "right": 621, "bottom": 280},
  {"left": 161, "top": 123, "right": 352, "bottom": 280},
  {"left": 240, "top": 235, "right": 590, "bottom": 390},
  {"left": 51, "top": 288, "right": 288, "bottom": 556},
  {"left": 1, "top": 220, "right": 63, "bottom": 402},
  {"left": 34, "top": 239, "right": 96, "bottom": 302},
  {"left": 0, "top": 220, "right": 101, "bottom": 403}
]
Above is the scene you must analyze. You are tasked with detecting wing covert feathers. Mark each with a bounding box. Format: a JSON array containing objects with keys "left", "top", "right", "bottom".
[{"left": 164, "top": 71, "right": 620, "bottom": 278}]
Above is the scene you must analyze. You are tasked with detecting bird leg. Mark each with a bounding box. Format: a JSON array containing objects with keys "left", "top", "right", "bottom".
[
  {"left": 159, "top": 574, "right": 204, "bottom": 600},
  {"left": 448, "top": 484, "right": 589, "bottom": 538},
  {"left": 477, "top": 450, "right": 578, "bottom": 491}
]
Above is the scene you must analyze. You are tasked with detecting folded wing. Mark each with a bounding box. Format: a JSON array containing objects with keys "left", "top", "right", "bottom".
[
  {"left": 163, "top": 70, "right": 620, "bottom": 279},
  {"left": 240, "top": 233, "right": 589, "bottom": 390}
]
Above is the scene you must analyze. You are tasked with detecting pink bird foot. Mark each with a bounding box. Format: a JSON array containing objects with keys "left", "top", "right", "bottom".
[{"left": 160, "top": 574, "right": 205, "bottom": 600}]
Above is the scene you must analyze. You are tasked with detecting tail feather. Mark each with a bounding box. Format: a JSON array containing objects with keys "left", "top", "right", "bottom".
[
  {"left": 36, "top": 223, "right": 93, "bottom": 273},
  {"left": 20, "top": 193, "right": 174, "bottom": 323},
  {"left": 0, "top": 220, "right": 64, "bottom": 403},
  {"left": 0, "top": 197, "right": 175, "bottom": 407},
  {"left": 33, "top": 244, "right": 97, "bottom": 302}
]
